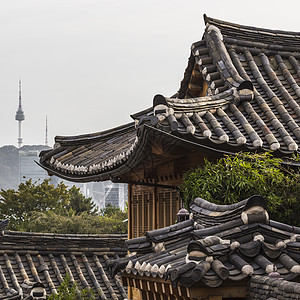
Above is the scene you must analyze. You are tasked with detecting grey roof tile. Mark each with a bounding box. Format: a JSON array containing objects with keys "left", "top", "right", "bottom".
[
  {"left": 119, "top": 195, "right": 300, "bottom": 289},
  {"left": 0, "top": 231, "right": 127, "bottom": 299},
  {"left": 39, "top": 14, "right": 300, "bottom": 181}
]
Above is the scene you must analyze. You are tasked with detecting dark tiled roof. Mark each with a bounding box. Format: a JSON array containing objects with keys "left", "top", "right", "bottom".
[
  {"left": 117, "top": 196, "right": 300, "bottom": 288},
  {"left": 249, "top": 275, "right": 300, "bottom": 299},
  {"left": 38, "top": 123, "right": 139, "bottom": 182},
  {"left": 191, "top": 195, "right": 267, "bottom": 228},
  {"left": 152, "top": 15, "right": 300, "bottom": 153},
  {"left": 39, "top": 15, "right": 300, "bottom": 181},
  {"left": 0, "top": 231, "right": 127, "bottom": 299}
]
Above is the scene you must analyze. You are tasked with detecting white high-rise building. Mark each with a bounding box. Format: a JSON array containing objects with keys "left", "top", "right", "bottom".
[
  {"left": 19, "top": 150, "right": 48, "bottom": 184},
  {"left": 18, "top": 149, "right": 127, "bottom": 210}
]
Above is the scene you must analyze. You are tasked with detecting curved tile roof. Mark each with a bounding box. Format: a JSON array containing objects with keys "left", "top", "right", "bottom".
[
  {"left": 117, "top": 196, "right": 300, "bottom": 288},
  {"left": 39, "top": 15, "right": 300, "bottom": 181},
  {"left": 39, "top": 123, "right": 140, "bottom": 181},
  {"left": 190, "top": 195, "right": 267, "bottom": 228},
  {"left": 152, "top": 15, "right": 300, "bottom": 153},
  {"left": 0, "top": 231, "right": 127, "bottom": 299}
]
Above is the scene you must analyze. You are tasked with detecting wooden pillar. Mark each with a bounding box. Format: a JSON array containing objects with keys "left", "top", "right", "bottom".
[
  {"left": 137, "top": 193, "right": 140, "bottom": 237},
  {"left": 163, "top": 191, "right": 166, "bottom": 228},
  {"left": 176, "top": 192, "right": 180, "bottom": 216},
  {"left": 146, "top": 291, "right": 150, "bottom": 300},
  {"left": 147, "top": 191, "right": 150, "bottom": 231},
  {"left": 153, "top": 187, "right": 157, "bottom": 230},
  {"left": 170, "top": 192, "right": 173, "bottom": 226},
  {"left": 128, "top": 184, "right": 132, "bottom": 239},
  {"left": 142, "top": 192, "right": 145, "bottom": 235},
  {"left": 127, "top": 277, "right": 133, "bottom": 300}
]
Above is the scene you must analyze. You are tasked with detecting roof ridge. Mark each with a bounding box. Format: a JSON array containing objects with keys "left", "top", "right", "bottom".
[
  {"left": 55, "top": 122, "right": 135, "bottom": 144},
  {"left": 204, "top": 14, "right": 300, "bottom": 36},
  {"left": 4, "top": 230, "right": 127, "bottom": 239}
]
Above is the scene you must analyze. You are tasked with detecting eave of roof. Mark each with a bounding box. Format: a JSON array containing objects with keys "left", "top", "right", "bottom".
[
  {"left": 153, "top": 14, "right": 300, "bottom": 154},
  {"left": 118, "top": 196, "right": 300, "bottom": 288},
  {"left": 39, "top": 14, "right": 300, "bottom": 182},
  {"left": 39, "top": 122, "right": 141, "bottom": 182}
]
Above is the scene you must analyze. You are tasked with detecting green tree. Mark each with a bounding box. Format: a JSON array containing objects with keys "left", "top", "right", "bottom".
[
  {"left": 100, "top": 203, "right": 125, "bottom": 217},
  {"left": 26, "top": 210, "right": 127, "bottom": 234},
  {"left": 48, "top": 274, "right": 95, "bottom": 300},
  {"left": 66, "top": 186, "right": 97, "bottom": 215},
  {"left": 0, "top": 179, "right": 97, "bottom": 231},
  {"left": 180, "top": 152, "right": 300, "bottom": 225},
  {"left": 0, "top": 178, "right": 128, "bottom": 234}
]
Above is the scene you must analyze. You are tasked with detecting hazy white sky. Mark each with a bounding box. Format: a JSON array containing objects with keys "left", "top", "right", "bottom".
[{"left": 1, "top": 0, "right": 300, "bottom": 147}]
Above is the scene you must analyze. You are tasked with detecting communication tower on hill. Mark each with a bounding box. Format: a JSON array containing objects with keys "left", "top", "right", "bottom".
[{"left": 15, "top": 80, "right": 25, "bottom": 148}]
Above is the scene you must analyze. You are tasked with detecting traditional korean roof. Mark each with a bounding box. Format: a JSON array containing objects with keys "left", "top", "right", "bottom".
[
  {"left": 116, "top": 195, "right": 300, "bottom": 289},
  {"left": 152, "top": 15, "right": 300, "bottom": 153},
  {"left": 249, "top": 275, "right": 300, "bottom": 299},
  {"left": 38, "top": 123, "right": 139, "bottom": 182},
  {"left": 0, "top": 230, "right": 127, "bottom": 299},
  {"left": 39, "top": 15, "right": 300, "bottom": 181}
]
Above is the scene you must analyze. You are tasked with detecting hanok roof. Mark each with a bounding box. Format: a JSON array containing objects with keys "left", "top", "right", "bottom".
[
  {"left": 39, "top": 15, "right": 300, "bottom": 182},
  {"left": 249, "top": 275, "right": 300, "bottom": 299},
  {"left": 114, "top": 196, "right": 300, "bottom": 289},
  {"left": 0, "top": 230, "right": 127, "bottom": 299}
]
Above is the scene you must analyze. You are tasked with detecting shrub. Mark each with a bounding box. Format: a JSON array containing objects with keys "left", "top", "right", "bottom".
[
  {"left": 180, "top": 152, "right": 300, "bottom": 225},
  {"left": 48, "top": 274, "right": 95, "bottom": 300}
]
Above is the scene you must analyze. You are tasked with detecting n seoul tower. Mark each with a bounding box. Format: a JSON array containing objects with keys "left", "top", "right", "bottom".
[{"left": 15, "top": 80, "right": 25, "bottom": 148}]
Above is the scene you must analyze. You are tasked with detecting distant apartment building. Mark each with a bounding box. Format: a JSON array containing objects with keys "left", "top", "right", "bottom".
[
  {"left": 19, "top": 150, "right": 48, "bottom": 184},
  {"left": 89, "top": 181, "right": 127, "bottom": 211},
  {"left": 18, "top": 148, "right": 127, "bottom": 210}
]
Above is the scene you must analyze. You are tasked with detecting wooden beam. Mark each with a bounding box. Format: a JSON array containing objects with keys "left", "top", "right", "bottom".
[
  {"left": 124, "top": 273, "right": 249, "bottom": 300},
  {"left": 148, "top": 191, "right": 151, "bottom": 231},
  {"left": 147, "top": 280, "right": 151, "bottom": 291},
  {"left": 154, "top": 187, "right": 157, "bottom": 230},
  {"left": 128, "top": 184, "right": 132, "bottom": 240},
  {"left": 142, "top": 192, "right": 145, "bottom": 235},
  {"left": 176, "top": 192, "right": 180, "bottom": 217},
  {"left": 186, "top": 287, "right": 191, "bottom": 298},
  {"left": 146, "top": 291, "right": 150, "bottom": 300},
  {"left": 178, "top": 285, "right": 182, "bottom": 297},
  {"left": 163, "top": 193, "right": 166, "bottom": 228},
  {"left": 127, "top": 277, "right": 133, "bottom": 300},
  {"left": 189, "top": 282, "right": 247, "bottom": 299},
  {"left": 137, "top": 195, "right": 140, "bottom": 237},
  {"left": 139, "top": 279, "right": 143, "bottom": 291},
  {"left": 170, "top": 191, "right": 173, "bottom": 226}
]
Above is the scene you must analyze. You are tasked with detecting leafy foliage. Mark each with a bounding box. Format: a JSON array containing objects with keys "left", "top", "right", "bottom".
[
  {"left": 0, "top": 179, "right": 72, "bottom": 230},
  {"left": 48, "top": 274, "right": 95, "bottom": 300},
  {"left": 180, "top": 152, "right": 300, "bottom": 225},
  {"left": 0, "top": 179, "right": 127, "bottom": 234},
  {"left": 66, "top": 186, "right": 98, "bottom": 215},
  {"left": 26, "top": 210, "right": 127, "bottom": 234}
]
